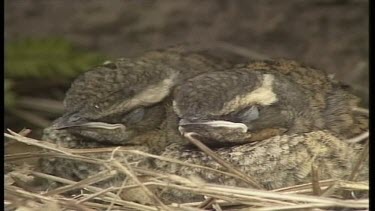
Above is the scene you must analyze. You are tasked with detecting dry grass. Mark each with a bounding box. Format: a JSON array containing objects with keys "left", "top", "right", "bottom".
[{"left": 4, "top": 128, "right": 369, "bottom": 211}]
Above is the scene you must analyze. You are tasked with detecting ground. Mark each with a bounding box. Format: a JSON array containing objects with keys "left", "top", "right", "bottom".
[{"left": 5, "top": 0, "right": 368, "bottom": 103}]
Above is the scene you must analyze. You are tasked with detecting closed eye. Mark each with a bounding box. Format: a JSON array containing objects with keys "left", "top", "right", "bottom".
[
  {"left": 237, "top": 106, "right": 259, "bottom": 122},
  {"left": 122, "top": 107, "right": 145, "bottom": 124},
  {"left": 68, "top": 113, "right": 82, "bottom": 122}
]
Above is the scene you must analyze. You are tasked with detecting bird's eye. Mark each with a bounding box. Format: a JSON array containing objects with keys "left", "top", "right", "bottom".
[
  {"left": 238, "top": 106, "right": 259, "bottom": 122},
  {"left": 69, "top": 114, "right": 81, "bottom": 122},
  {"left": 122, "top": 107, "right": 145, "bottom": 124}
]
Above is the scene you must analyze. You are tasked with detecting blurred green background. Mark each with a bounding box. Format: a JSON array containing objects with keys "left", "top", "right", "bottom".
[
  {"left": 5, "top": 38, "right": 107, "bottom": 137},
  {"left": 5, "top": 0, "right": 368, "bottom": 139}
]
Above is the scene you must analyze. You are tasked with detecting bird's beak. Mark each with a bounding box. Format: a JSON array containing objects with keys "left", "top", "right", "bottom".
[
  {"left": 50, "top": 115, "right": 126, "bottom": 130},
  {"left": 179, "top": 119, "right": 248, "bottom": 133},
  {"left": 50, "top": 115, "right": 89, "bottom": 130},
  {"left": 77, "top": 122, "right": 126, "bottom": 130}
]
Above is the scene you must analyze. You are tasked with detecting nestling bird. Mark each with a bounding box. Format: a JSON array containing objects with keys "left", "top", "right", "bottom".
[{"left": 173, "top": 59, "right": 367, "bottom": 145}]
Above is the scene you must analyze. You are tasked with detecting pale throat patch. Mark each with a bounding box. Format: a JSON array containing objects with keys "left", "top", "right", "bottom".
[
  {"left": 172, "top": 100, "right": 182, "bottom": 117},
  {"left": 219, "top": 74, "right": 278, "bottom": 115},
  {"left": 100, "top": 71, "right": 178, "bottom": 118},
  {"left": 172, "top": 74, "right": 278, "bottom": 118},
  {"left": 128, "top": 71, "right": 178, "bottom": 105}
]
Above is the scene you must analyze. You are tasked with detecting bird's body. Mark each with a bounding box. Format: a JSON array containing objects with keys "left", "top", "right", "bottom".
[
  {"left": 155, "top": 130, "right": 368, "bottom": 203},
  {"left": 245, "top": 60, "right": 367, "bottom": 138},
  {"left": 173, "top": 59, "right": 367, "bottom": 145},
  {"left": 40, "top": 48, "right": 368, "bottom": 204}
]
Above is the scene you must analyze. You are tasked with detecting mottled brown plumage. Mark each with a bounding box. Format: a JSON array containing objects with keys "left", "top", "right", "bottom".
[
  {"left": 173, "top": 59, "right": 367, "bottom": 145},
  {"left": 154, "top": 130, "right": 368, "bottom": 203},
  {"left": 50, "top": 48, "right": 231, "bottom": 146},
  {"left": 40, "top": 49, "right": 368, "bottom": 204}
]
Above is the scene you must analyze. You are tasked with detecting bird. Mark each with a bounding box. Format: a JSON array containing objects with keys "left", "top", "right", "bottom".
[{"left": 173, "top": 59, "right": 368, "bottom": 146}]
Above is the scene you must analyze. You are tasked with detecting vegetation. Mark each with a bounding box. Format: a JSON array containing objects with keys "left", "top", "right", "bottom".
[{"left": 4, "top": 38, "right": 107, "bottom": 133}]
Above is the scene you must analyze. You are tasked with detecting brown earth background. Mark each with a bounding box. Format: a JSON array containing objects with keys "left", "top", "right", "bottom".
[{"left": 4, "top": 0, "right": 369, "bottom": 139}]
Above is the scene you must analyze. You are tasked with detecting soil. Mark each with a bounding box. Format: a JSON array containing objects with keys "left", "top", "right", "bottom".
[
  {"left": 5, "top": 0, "right": 369, "bottom": 106},
  {"left": 3, "top": 1, "right": 370, "bottom": 202}
]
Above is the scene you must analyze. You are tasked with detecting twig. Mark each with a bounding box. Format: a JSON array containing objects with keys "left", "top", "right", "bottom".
[
  {"left": 274, "top": 179, "right": 368, "bottom": 194},
  {"left": 69, "top": 147, "right": 247, "bottom": 182},
  {"left": 111, "top": 159, "right": 171, "bottom": 211},
  {"left": 76, "top": 187, "right": 117, "bottom": 204},
  {"left": 142, "top": 181, "right": 368, "bottom": 208},
  {"left": 183, "top": 132, "right": 263, "bottom": 189},
  {"left": 5, "top": 130, "right": 73, "bottom": 155},
  {"left": 320, "top": 182, "right": 339, "bottom": 197},
  {"left": 197, "top": 197, "right": 216, "bottom": 209},
  {"left": 31, "top": 171, "right": 120, "bottom": 199},
  {"left": 5, "top": 185, "right": 91, "bottom": 211},
  {"left": 44, "top": 170, "right": 118, "bottom": 196},
  {"left": 344, "top": 131, "right": 369, "bottom": 144},
  {"left": 250, "top": 202, "right": 358, "bottom": 211},
  {"left": 106, "top": 177, "right": 128, "bottom": 211},
  {"left": 311, "top": 164, "right": 322, "bottom": 196},
  {"left": 352, "top": 107, "right": 369, "bottom": 116},
  {"left": 348, "top": 140, "right": 369, "bottom": 181},
  {"left": 18, "top": 128, "right": 32, "bottom": 136}
]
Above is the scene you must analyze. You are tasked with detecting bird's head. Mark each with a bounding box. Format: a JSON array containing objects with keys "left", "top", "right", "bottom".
[
  {"left": 50, "top": 58, "right": 178, "bottom": 145},
  {"left": 173, "top": 66, "right": 309, "bottom": 145}
]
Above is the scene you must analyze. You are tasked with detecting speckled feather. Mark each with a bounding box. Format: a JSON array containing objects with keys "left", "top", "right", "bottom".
[
  {"left": 63, "top": 49, "right": 232, "bottom": 120},
  {"left": 154, "top": 131, "right": 368, "bottom": 203},
  {"left": 173, "top": 59, "right": 367, "bottom": 141},
  {"left": 158, "top": 131, "right": 366, "bottom": 189},
  {"left": 40, "top": 50, "right": 368, "bottom": 204},
  {"left": 63, "top": 58, "right": 177, "bottom": 119}
]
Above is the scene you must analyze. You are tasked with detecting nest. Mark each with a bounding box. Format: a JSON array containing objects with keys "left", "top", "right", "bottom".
[{"left": 4, "top": 124, "right": 369, "bottom": 211}]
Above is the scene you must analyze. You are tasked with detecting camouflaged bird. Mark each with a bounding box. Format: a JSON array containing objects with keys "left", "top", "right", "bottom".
[
  {"left": 173, "top": 59, "right": 368, "bottom": 146},
  {"left": 41, "top": 48, "right": 368, "bottom": 204}
]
